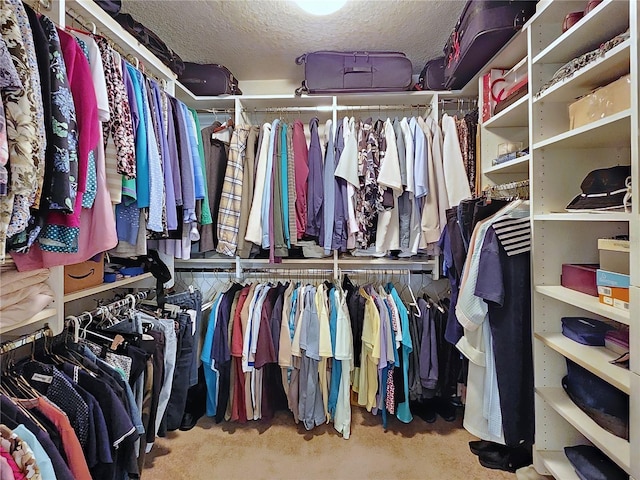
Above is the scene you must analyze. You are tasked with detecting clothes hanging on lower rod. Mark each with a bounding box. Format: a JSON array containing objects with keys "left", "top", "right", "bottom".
[
  {"left": 195, "top": 273, "right": 455, "bottom": 439},
  {"left": 0, "top": 286, "right": 203, "bottom": 480}
]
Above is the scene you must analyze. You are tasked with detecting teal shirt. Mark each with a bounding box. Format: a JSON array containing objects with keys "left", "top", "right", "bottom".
[{"left": 281, "top": 123, "right": 290, "bottom": 247}]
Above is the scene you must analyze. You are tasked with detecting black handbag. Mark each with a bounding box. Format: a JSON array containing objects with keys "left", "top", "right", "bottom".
[{"left": 113, "top": 13, "right": 185, "bottom": 76}]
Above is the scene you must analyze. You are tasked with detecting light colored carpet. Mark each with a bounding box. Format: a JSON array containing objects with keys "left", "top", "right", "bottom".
[{"left": 144, "top": 408, "right": 517, "bottom": 480}]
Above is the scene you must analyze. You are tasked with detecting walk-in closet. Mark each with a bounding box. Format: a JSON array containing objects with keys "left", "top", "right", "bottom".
[{"left": 0, "top": 0, "right": 637, "bottom": 479}]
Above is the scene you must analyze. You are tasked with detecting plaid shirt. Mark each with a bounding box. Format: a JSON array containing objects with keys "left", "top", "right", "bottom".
[{"left": 217, "top": 127, "right": 249, "bottom": 256}]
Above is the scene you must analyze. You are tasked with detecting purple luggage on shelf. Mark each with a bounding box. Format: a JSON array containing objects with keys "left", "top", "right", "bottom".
[
  {"left": 419, "top": 57, "right": 447, "bottom": 90},
  {"left": 179, "top": 62, "right": 242, "bottom": 96},
  {"left": 295, "top": 51, "right": 413, "bottom": 95},
  {"left": 443, "top": 0, "right": 537, "bottom": 90}
]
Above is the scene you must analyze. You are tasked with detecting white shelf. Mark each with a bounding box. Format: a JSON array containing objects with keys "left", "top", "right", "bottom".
[
  {"left": 485, "top": 154, "right": 530, "bottom": 175},
  {"left": 533, "top": 109, "right": 631, "bottom": 150},
  {"left": 174, "top": 82, "right": 237, "bottom": 110},
  {"left": 483, "top": 94, "right": 529, "bottom": 128},
  {"left": 63, "top": 272, "right": 154, "bottom": 303},
  {"left": 0, "top": 308, "right": 58, "bottom": 336},
  {"left": 536, "top": 450, "right": 581, "bottom": 480},
  {"left": 537, "top": 387, "right": 630, "bottom": 473},
  {"left": 534, "top": 40, "right": 631, "bottom": 104},
  {"left": 535, "top": 285, "right": 630, "bottom": 325},
  {"left": 533, "top": 212, "right": 631, "bottom": 222},
  {"left": 536, "top": 332, "right": 630, "bottom": 393},
  {"left": 530, "top": 0, "right": 586, "bottom": 28},
  {"left": 532, "top": 0, "right": 629, "bottom": 66}
]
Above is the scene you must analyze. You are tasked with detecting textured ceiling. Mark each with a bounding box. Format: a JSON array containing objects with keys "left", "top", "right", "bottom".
[{"left": 121, "top": 0, "right": 466, "bottom": 84}]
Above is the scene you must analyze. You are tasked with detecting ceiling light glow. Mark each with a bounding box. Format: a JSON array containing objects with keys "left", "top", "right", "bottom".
[{"left": 294, "top": 0, "right": 347, "bottom": 15}]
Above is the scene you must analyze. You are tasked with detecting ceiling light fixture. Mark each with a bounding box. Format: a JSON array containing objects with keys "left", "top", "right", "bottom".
[{"left": 294, "top": 0, "right": 347, "bottom": 15}]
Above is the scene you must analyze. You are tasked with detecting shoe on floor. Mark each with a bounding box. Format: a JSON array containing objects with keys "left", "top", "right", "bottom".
[
  {"left": 478, "top": 446, "right": 532, "bottom": 473},
  {"left": 434, "top": 397, "right": 457, "bottom": 422},
  {"left": 411, "top": 400, "right": 437, "bottom": 423},
  {"left": 469, "top": 440, "right": 509, "bottom": 456}
]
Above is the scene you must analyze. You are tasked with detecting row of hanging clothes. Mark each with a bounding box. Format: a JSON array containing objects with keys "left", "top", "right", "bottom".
[
  {"left": 195, "top": 269, "right": 460, "bottom": 440},
  {"left": 0, "top": 286, "right": 203, "bottom": 480},
  {"left": 196, "top": 108, "right": 480, "bottom": 262},
  {"left": 439, "top": 180, "right": 533, "bottom": 453},
  {"left": 3, "top": 0, "right": 209, "bottom": 270}
]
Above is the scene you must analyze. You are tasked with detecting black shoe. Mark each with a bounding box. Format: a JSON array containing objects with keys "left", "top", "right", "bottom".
[
  {"left": 478, "top": 446, "right": 532, "bottom": 473},
  {"left": 179, "top": 412, "right": 198, "bottom": 431},
  {"left": 469, "top": 440, "right": 508, "bottom": 456},
  {"left": 434, "top": 397, "right": 457, "bottom": 422},
  {"left": 412, "top": 400, "right": 437, "bottom": 423}
]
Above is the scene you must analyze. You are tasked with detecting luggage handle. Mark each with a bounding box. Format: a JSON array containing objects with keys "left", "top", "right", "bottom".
[{"left": 344, "top": 66, "right": 373, "bottom": 74}]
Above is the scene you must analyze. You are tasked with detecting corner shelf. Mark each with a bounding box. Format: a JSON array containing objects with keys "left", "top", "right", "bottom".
[
  {"left": 63, "top": 272, "right": 154, "bottom": 303},
  {"left": 535, "top": 285, "right": 630, "bottom": 325},
  {"left": 536, "top": 332, "right": 630, "bottom": 393},
  {"left": 534, "top": 39, "right": 630, "bottom": 104},
  {"left": 537, "top": 387, "right": 630, "bottom": 474},
  {"left": 536, "top": 451, "right": 581, "bottom": 480},
  {"left": 532, "top": 109, "right": 631, "bottom": 150},
  {"left": 484, "top": 153, "right": 530, "bottom": 175},
  {"left": 532, "top": 0, "right": 629, "bottom": 66},
  {"left": 483, "top": 94, "right": 529, "bottom": 128}
]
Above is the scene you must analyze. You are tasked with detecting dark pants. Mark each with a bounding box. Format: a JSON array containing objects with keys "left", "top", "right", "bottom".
[
  {"left": 164, "top": 313, "right": 195, "bottom": 431},
  {"left": 165, "top": 290, "right": 203, "bottom": 386}
]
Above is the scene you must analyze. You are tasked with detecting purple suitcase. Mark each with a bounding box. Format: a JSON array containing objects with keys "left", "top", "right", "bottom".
[
  {"left": 295, "top": 51, "right": 413, "bottom": 95},
  {"left": 419, "top": 57, "right": 446, "bottom": 90},
  {"left": 443, "top": 0, "right": 537, "bottom": 90},
  {"left": 179, "top": 62, "right": 242, "bottom": 96}
]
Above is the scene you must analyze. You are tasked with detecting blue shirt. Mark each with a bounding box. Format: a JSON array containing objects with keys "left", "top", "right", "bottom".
[
  {"left": 390, "top": 285, "right": 413, "bottom": 423},
  {"left": 322, "top": 122, "right": 335, "bottom": 254},
  {"left": 410, "top": 117, "right": 429, "bottom": 199},
  {"left": 126, "top": 64, "right": 149, "bottom": 208},
  {"left": 262, "top": 119, "right": 279, "bottom": 248},
  {"left": 281, "top": 123, "right": 290, "bottom": 247}
]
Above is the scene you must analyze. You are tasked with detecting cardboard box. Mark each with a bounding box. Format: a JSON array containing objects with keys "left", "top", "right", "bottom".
[
  {"left": 64, "top": 253, "right": 104, "bottom": 294},
  {"left": 561, "top": 263, "right": 599, "bottom": 297},
  {"left": 598, "top": 294, "right": 630, "bottom": 311},
  {"left": 569, "top": 74, "right": 630, "bottom": 129},
  {"left": 598, "top": 238, "right": 630, "bottom": 275},
  {"left": 597, "top": 285, "right": 630, "bottom": 302},
  {"left": 596, "top": 268, "right": 630, "bottom": 288}
]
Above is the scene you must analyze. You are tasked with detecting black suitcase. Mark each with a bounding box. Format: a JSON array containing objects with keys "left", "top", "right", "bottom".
[
  {"left": 443, "top": 0, "right": 537, "bottom": 90},
  {"left": 419, "top": 57, "right": 446, "bottom": 90},
  {"left": 179, "top": 62, "right": 242, "bottom": 96}
]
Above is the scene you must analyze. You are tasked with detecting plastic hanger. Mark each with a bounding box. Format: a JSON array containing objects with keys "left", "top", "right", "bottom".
[{"left": 406, "top": 270, "right": 422, "bottom": 318}]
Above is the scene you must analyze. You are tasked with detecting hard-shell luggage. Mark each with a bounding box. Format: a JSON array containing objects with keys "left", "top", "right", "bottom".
[
  {"left": 295, "top": 51, "right": 413, "bottom": 95},
  {"left": 179, "top": 63, "right": 242, "bottom": 96},
  {"left": 419, "top": 57, "right": 446, "bottom": 90},
  {"left": 443, "top": 0, "right": 537, "bottom": 90}
]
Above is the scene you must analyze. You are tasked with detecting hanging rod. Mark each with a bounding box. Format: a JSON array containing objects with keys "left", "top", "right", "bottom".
[
  {"left": 0, "top": 325, "right": 51, "bottom": 355},
  {"left": 65, "top": 289, "right": 153, "bottom": 325},
  {"left": 197, "top": 108, "right": 235, "bottom": 114},
  {"left": 238, "top": 104, "right": 433, "bottom": 114}
]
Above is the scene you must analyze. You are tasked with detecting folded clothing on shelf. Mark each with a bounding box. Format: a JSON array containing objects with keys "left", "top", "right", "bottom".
[
  {"left": 562, "top": 359, "right": 629, "bottom": 440},
  {"left": 564, "top": 445, "right": 627, "bottom": 480},
  {"left": 561, "top": 317, "right": 613, "bottom": 346}
]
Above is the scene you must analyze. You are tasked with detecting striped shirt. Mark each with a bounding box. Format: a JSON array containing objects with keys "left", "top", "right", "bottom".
[
  {"left": 491, "top": 214, "right": 530, "bottom": 256},
  {"left": 216, "top": 127, "right": 249, "bottom": 256}
]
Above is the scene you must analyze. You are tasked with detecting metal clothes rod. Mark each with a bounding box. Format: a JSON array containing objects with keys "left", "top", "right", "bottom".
[
  {"left": 66, "top": 289, "right": 153, "bottom": 325},
  {"left": 0, "top": 325, "right": 51, "bottom": 355},
  {"left": 239, "top": 104, "right": 433, "bottom": 114}
]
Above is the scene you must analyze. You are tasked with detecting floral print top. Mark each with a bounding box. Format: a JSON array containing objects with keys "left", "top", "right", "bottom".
[{"left": 95, "top": 36, "right": 136, "bottom": 178}]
